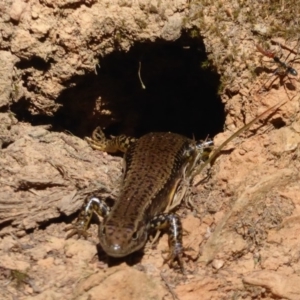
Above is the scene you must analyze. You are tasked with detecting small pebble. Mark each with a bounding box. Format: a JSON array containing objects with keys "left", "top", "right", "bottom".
[{"left": 212, "top": 259, "right": 224, "bottom": 270}]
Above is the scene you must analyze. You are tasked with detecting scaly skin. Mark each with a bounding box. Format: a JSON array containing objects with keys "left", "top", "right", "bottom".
[
  {"left": 67, "top": 128, "right": 212, "bottom": 271},
  {"left": 67, "top": 101, "right": 285, "bottom": 270}
]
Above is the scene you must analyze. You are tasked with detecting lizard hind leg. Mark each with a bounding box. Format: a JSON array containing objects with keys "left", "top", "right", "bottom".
[
  {"left": 85, "top": 127, "right": 137, "bottom": 153},
  {"left": 85, "top": 127, "right": 111, "bottom": 151}
]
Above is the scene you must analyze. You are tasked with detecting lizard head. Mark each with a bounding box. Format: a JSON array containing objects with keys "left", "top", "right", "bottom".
[{"left": 98, "top": 219, "right": 148, "bottom": 257}]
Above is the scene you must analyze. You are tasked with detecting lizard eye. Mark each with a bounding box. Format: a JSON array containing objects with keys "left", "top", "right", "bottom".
[{"left": 132, "top": 232, "right": 139, "bottom": 241}]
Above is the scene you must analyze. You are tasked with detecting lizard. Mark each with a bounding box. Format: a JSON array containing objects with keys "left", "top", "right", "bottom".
[{"left": 66, "top": 100, "right": 286, "bottom": 271}]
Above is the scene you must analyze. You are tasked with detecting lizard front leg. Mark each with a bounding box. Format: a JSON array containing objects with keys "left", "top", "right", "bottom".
[
  {"left": 65, "top": 197, "right": 110, "bottom": 239},
  {"left": 150, "top": 213, "right": 184, "bottom": 272}
]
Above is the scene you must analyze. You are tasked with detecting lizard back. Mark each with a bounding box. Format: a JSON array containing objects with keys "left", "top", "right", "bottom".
[{"left": 107, "top": 132, "right": 192, "bottom": 226}]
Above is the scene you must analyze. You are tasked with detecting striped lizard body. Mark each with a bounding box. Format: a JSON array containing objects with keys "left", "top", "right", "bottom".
[
  {"left": 66, "top": 101, "right": 285, "bottom": 271},
  {"left": 67, "top": 128, "right": 212, "bottom": 271}
]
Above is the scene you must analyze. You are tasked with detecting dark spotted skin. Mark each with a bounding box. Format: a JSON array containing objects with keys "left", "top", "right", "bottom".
[
  {"left": 65, "top": 101, "right": 287, "bottom": 270},
  {"left": 67, "top": 127, "right": 212, "bottom": 270}
]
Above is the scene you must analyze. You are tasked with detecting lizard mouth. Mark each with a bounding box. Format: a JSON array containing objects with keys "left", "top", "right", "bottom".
[
  {"left": 100, "top": 242, "right": 144, "bottom": 258},
  {"left": 105, "top": 244, "right": 126, "bottom": 257},
  {"left": 99, "top": 227, "right": 148, "bottom": 258}
]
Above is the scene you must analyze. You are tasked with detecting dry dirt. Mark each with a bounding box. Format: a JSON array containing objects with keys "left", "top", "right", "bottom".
[{"left": 1, "top": 1, "right": 300, "bottom": 300}]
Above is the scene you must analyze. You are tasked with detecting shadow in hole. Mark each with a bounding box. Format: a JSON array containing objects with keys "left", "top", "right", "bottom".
[{"left": 53, "top": 32, "right": 225, "bottom": 140}]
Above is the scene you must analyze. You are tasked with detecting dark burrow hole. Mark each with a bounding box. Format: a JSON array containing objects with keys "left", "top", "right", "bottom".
[
  {"left": 11, "top": 32, "right": 225, "bottom": 140},
  {"left": 270, "top": 117, "right": 286, "bottom": 129},
  {"left": 15, "top": 55, "right": 53, "bottom": 71}
]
